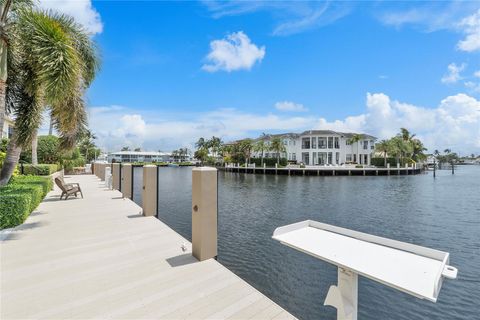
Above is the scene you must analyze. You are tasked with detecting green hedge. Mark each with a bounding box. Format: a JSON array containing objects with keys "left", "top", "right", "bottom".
[
  {"left": 371, "top": 157, "right": 397, "bottom": 167},
  {"left": 0, "top": 176, "right": 52, "bottom": 230},
  {"left": 250, "top": 157, "right": 287, "bottom": 167},
  {"left": 21, "top": 164, "right": 59, "bottom": 175}
]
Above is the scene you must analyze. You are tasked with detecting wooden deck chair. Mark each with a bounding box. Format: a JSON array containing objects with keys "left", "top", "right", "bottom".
[{"left": 55, "top": 177, "right": 83, "bottom": 200}]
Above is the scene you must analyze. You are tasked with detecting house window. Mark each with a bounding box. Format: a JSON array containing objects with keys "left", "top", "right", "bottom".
[
  {"left": 328, "top": 137, "right": 333, "bottom": 149},
  {"left": 319, "top": 152, "right": 327, "bottom": 165},
  {"left": 364, "top": 154, "right": 368, "bottom": 164},
  {"left": 334, "top": 137, "right": 340, "bottom": 149},
  {"left": 302, "top": 138, "right": 310, "bottom": 149},
  {"left": 302, "top": 152, "right": 310, "bottom": 165},
  {"left": 313, "top": 152, "right": 317, "bottom": 165},
  {"left": 363, "top": 140, "right": 368, "bottom": 150},
  {"left": 353, "top": 154, "right": 357, "bottom": 163},
  {"left": 312, "top": 137, "right": 317, "bottom": 149},
  {"left": 293, "top": 140, "right": 296, "bottom": 146},
  {"left": 318, "top": 137, "right": 327, "bottom": 149},
  {"left": 336, "top": 152, "right": 340, "bottom": 164},
  {"left": 292, "top": 153, "right": 296, "bottom": 161},
  {"left": 328, "top": 152, "right": 333, "bottom": 164},
  {"left": 346, "top": 154, "right": 352, "bottom": 162}
]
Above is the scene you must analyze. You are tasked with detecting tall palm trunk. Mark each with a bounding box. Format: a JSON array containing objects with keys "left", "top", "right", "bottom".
[
  {"left": 31, "top": 130, "right": 38, "bottom": 165},
  {"left": 0, "top": 80, "right": 5, "bottom": 138},
  {"left": 0, "top": 139, "right": 21, "bottom": 186},
  {"left": 0, "top": 0, "right": 12, "bottom": 140}
]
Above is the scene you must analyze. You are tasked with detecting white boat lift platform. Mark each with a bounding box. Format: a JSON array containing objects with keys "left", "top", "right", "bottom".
[{"left": 273, "top": 220, "right": 457, "bottom": 320}]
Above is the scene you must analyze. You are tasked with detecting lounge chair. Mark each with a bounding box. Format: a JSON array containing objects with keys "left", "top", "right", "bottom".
[{"left": 55, "top": 177, "right": 83, "bottom": 200}]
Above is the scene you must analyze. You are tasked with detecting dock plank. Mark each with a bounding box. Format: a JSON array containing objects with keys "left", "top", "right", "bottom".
[{"left": 0, "top": 175, "right": 295, "bottom": 319}]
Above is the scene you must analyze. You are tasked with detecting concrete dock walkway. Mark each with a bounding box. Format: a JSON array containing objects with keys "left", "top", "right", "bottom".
[{"left": 1, "top": 175, "right": 295, "bottom": 319}]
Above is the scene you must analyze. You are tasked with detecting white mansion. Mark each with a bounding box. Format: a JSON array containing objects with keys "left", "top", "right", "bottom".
[{"left": 252, "top": 130, "right": 377, "bottom": 166}]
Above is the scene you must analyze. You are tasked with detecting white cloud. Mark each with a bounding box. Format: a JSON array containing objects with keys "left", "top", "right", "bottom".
[
  {"left": 441, "top": 63, "right": 466, "bottom": 84},
  {"left": 379, "top": 5, "right": 480, "bottom": 53},
  {"left": 275, "top": 101, "right": 308, "bottom": 112},
  {"left": 38, "top": 0, "right": 103, "bottom": 35},
  {"left": 465, "top": 81, "right": 480, "bottom": 93},
  {"left": 316, "top": 93, "right": 480, "bottom": 154},
  {"left": 456, "top": 9, "right": 480, "bottom": 52},
  {"left": 203, "top": 1, "right": 352, "bottom": 36},
  {"left": 85, "top": 93, "right": 480, "bottom": 155},
  {"left": 202, "top": 31, "right": 265, "bottom": 72},
  {"left": 475, "top": 70, "right": 480, "bottom": 78}
]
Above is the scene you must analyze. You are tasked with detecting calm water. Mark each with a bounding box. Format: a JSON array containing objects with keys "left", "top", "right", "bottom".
[{"left": 132, "top": 166, "right": 480, "bottom": 320}]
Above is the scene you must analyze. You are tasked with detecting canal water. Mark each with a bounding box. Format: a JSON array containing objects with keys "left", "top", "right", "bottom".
[{"left": 132, "top": 165, "right": 479, "bottom": 320}]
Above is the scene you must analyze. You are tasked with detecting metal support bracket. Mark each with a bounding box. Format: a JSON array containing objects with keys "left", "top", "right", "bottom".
[{"left": 324, "top": 267, "right": 358, "bottom": 320}]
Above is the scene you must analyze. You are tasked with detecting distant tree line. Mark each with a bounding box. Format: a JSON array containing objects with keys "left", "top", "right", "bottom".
[
  {"left": 193, "top": 134, "right": 287, "bottom": 166},
  {"left": 375, "top": 128, "right": 427, "bottom": 167}
]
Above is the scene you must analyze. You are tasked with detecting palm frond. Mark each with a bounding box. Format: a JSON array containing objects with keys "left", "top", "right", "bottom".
[
  {"left": 17, "top": 9, "right": 81, "bottom": 104},
  {"left": 51, "top": 90, "right": 88, "bottom": 149}
]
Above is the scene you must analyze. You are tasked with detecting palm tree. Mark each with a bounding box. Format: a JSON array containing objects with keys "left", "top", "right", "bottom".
[
  {"left": 347, "top": 134, "right": 363, "bottom": 164},
  {"left": 254, "top": 137, "right": 268, "bottom": 166},
  {"left": 375, "top": 140, "right": 390, "bottom": 167},
  {"left": 240, "top": 139, "right": 254, "bottom": 164},
  {"left": 208, "top": 136, "right": 222, "bottom": 158},
  {"left": 121, "top": 146, "right": 130, "bottom": 151},
  {"left": 270, "top": 137, "right": 286, "bottom": 165},
  {"left": 0, "top": 8, "right": 99, "bottom": 186},
  {"left": 195, "top": 137, "right": 206, "bottom": 150},
  {"left": 400, "top": 128, "right": 415, "bottom": 141}
]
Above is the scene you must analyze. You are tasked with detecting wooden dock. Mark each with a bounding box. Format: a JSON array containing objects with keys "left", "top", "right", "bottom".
[
  {"left": 1, "top": 175, "right": 295, "bottom": 319},
  {"left": 222, "top": 165, "right": 423, "bottom": 176}
]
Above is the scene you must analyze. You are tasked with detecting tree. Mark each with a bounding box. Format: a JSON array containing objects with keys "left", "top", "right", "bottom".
[
  {"left": 208, "top": 136, "right": 222, "bottom": 158},
  {"left": 121, "top": 146, "right": 130, "bottom": 151},
  {"left": 195, "top": 137, "right": 206, "bottom": 150},
  {"left": 194, "top": 148, "right": 208, "bottom": 165},
  {"left": 0, "top": 7, "right": 99, "bottom": 186},
  {"left": 270, "top": 137, "right": 286, "bottom": 165},
  {"left": 134, "top": 147, "right": 141, "bottom": 152},
  {"left": 375, "top": 140, "right": 390, "bottom": 167},
  {"left": 254, "top": 139, "right": 268, "bottom": 166},
  {"left": 78, "top": 130, "right": 99, "bottom": 162},
  {"left": 239, "top": 139, "right": 254, "bottom": 164},
  {"left": 347, "top": 134, "right": 363, "bottom": 164}
]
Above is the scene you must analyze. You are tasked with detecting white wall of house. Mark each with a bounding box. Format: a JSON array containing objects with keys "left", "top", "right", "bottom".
[{"left": 252, "top": 130, "right": 376, "bottom": 166}]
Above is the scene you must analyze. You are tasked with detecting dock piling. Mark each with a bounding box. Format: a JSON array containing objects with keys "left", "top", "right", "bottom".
[
  {"left": 192, "top": 167, "right": 218, "bottom": 261},
  {"left": 112, "top": 163, "right": 121, "bottom": 190},
  {"left": 121, "top": 164, "right": 132, "bottom": 199},
  {"left": 142, "top": 165, "right": 158, "bottom": 216}
]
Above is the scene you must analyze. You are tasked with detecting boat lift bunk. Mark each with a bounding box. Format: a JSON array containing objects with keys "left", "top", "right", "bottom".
[{"left": 272, "top": 220, "right": 457, "bottom": 320}]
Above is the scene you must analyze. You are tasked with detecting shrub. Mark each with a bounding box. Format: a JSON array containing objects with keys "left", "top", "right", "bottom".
[
  {"left": 12, "top": 175, "right": 53, "bottom": 197},
  {"left": 20, "top": 135, "right": 61, "bottom": 164},
  {"left": 371, "top": 157, "right": 397, "bottom": 167},
  {"left": 0, "top": 176, "right": 52, "bottom": 229},
  {"left": 0, "top": 194, "right": 31, "bottom": 230},
  {"left": 1, "top": 184, "right": 44, "bottom": 212},
  {"left": 21, "top": 163, "right": 59, "bottom": 175},
  {"left": 250, "top": 157, "right": 287, "bottom": 167}
]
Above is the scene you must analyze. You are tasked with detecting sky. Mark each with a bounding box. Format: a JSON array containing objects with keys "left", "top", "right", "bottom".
[{"left": 38, "top": 0, "right": 480, "bottom": 155}]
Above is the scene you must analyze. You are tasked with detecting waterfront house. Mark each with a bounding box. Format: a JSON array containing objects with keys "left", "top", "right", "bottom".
[
  {"left": 252, "top": 130, "right": 376, "bottom": 166},
  {"left": 107, "top": 151, "right": 173, "bottom": 163}
]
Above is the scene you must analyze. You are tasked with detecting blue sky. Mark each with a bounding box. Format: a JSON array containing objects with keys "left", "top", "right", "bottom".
[{"left": 39, "top": 1, "right": 480, "bottom": 154}]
